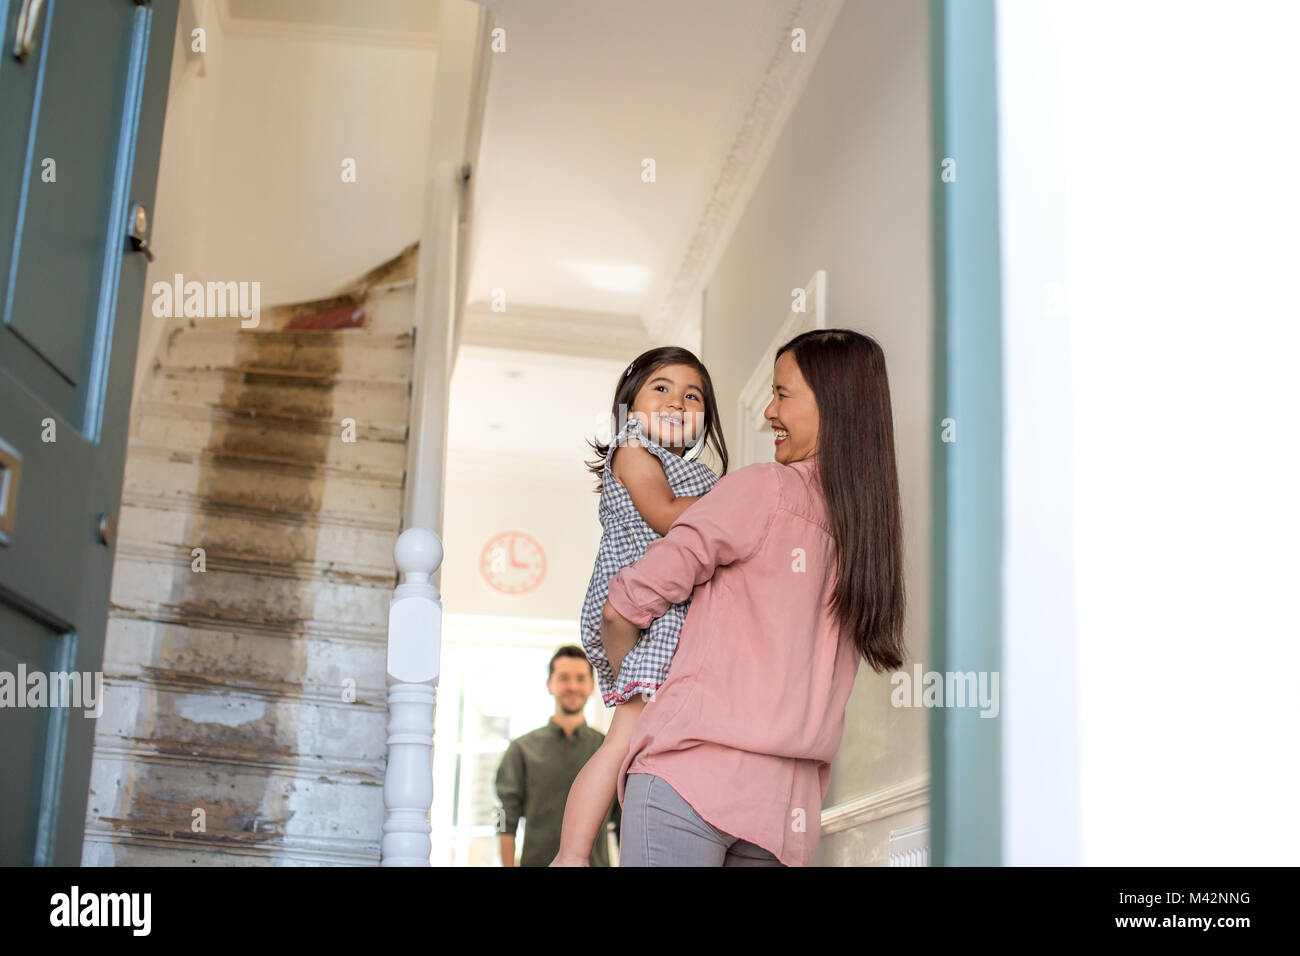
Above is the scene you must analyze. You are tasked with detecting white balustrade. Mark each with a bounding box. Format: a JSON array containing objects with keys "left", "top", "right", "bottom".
[
  {"left": 380, "top": 527, "right": 443, "bottom": 866},
  {"left": 382, "top": 0, "right": 491, "bottom": 866}
]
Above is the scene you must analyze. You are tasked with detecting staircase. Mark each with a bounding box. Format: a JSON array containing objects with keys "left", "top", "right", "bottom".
[{"left": 82, "top": 275, "right": 417, "bottom": 865}]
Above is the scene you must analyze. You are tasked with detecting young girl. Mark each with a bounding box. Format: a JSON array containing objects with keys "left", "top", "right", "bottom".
[{"left": 550, "top": 347, "right": 729, "bottom": 866}]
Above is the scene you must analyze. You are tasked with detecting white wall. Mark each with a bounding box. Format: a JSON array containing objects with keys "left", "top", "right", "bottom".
[
  {"left": 996, "top": 0, "right": 1080, "bottom": 865},
  {"left": 441, "top": 462, "right": 604, "bottom": 623},
  {"left": 205, "top": 33, "right": 437, "bottom": 305},
  {"left": 134, "top": 12, "right": 440, "bottom": 422},
  {"left": 700, "top": 0, "right": 932, "bottom": 864},
  {"left": 999, "top": 0, "right": 1300, "bottom": 865},
  {"left": 131, "top": 5, "right": 226, "bottom": 432}
]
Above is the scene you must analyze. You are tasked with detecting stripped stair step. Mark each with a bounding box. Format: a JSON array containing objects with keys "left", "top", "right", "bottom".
[
  {"left": 136, "top": 397, "right": 408, "bottom": 443},
  {"left": 122, "top": 445, "right": 403, "bottom": 523},
  {"left": 166, "top": 329, "right": 412, "bottom": 380},
  {"left": 84, "top": 753, "right": 384, "bottom": 865},
  {"left": 134, "top": 414, "right": 407, "bottom": 473},
  {"left": 81, "top": 831, "right": 381, "bottom": 867},
  {"left": 115, "top": 498, "right": 397, "bottom": 581},
  {"left": 92, "top": 679, "right": 387, "bottom": 766},
  {"left": 124, "top": 440, "right": 404, "bottom": 483},
  {"left": 108, "top": 556, "right": 394, "bottom": 636},
  {"left": 168, "top": 327, "right": 412, "bottom": 351},
  {"left": 102, "top": 617, "right": 387, "bottom": 704},
  {"left": 150, "top": 365, "right": 410, "bottom": 424}
]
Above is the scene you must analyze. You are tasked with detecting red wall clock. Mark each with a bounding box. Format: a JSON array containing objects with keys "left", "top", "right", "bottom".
[{"left": 479, "top": 531, "right": 546, "bottom": 595}]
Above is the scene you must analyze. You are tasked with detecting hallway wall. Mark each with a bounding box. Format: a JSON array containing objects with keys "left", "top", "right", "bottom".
[
  {"left": 133, "top": 12, "right": 439, "bottom": 435},
  {"left": 204, "top": 32, "right": 436, "bottom": 306},
  {"left": 699, "top": 0, "right": 932, "bottom": 864},
  {"left": 131, "top": 9, "right": 226, "bottom": 435},
  {"left": 441, "top": 461, "right": 604, "bottom": 622}
]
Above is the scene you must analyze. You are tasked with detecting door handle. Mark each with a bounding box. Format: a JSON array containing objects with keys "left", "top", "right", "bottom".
[
  {"left": 0, "top": 437, "right": 22, "bottom": 547},
  {"left": 97, "top": 512, "right": 116, "bottom": 547},
  {"left": 128, "top": 202, "right": 155, "bottom": 262},
  {"left": 12, "top": 0, "right": 47, "bottom": 62}
]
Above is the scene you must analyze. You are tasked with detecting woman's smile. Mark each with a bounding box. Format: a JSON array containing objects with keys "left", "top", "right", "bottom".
[{"left": 764, "top": 351, "right": 819, "bottom": 463}]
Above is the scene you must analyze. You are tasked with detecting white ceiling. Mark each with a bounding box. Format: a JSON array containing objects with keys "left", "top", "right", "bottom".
[
  {"left": 211, "top": 0, "right": 815, "bottom": 466},
  {"left": 467, "top": 0, "right": 798, "bottom": 328},
  {"left": 447, "top": 346, "right": 628, "bottom": 476}
]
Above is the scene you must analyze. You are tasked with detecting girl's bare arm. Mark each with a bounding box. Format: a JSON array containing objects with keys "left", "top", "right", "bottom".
[
  {"left": 601, "top": 598, "right": 642, "bottom": 677},
  {"left": 612, "top": 439, "right": 701, "bottom": 536}
]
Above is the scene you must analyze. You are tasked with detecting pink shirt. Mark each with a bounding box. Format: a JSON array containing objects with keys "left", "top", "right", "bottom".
[{"left": 606, "top": 453, "right": 861, "bottom": 866}]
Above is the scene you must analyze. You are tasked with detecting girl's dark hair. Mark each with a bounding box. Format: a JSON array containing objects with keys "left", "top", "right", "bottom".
[
  {"left": 776, "top": 329, "right": 906, "bottom": 673},
  {"left": 585, "top": 347, "right": 728, "bottom": 492}
]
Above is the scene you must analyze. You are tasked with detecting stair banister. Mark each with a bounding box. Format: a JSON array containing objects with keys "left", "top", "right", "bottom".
[
  {"left": 382, "top": 0, "right": 493, "bottom": 866},
  {"left": 380, "top": 527, "right": 443, "bottom": 866}
]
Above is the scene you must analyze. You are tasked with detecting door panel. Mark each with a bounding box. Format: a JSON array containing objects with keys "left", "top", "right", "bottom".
[
  {"left": 0, "top": 603, "right": 73, "bottom": 865},
  {"left": 10, "top": 0, "right": 144, "bottom": 405},
  {"left": 0, "top": 0, "right": 178, "bottom": 865}
]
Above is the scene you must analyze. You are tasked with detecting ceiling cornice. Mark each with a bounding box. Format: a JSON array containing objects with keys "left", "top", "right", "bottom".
[
  {"left": 215, "top": 0, "right": 440, "bottom": 50},
  {"left": 645, "top": 0, "right": 846, "bottom": 343},
  {"left": 459, "top": 302, "right": 651, "bottom": 361}
]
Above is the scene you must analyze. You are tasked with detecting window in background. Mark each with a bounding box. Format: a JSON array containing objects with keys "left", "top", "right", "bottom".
[{"left": 430, "top": 615, "right": 613, "bottom": 866}]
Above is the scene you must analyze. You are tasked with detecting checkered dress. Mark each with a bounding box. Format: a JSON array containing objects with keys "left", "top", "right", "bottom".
[{"left": 580, "top": 415, "right": 719, "bottom": 706}]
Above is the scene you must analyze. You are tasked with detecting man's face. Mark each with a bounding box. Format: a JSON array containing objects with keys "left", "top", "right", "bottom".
[{"left": 548, "top": 657, "right": 594, "bottom": 715}]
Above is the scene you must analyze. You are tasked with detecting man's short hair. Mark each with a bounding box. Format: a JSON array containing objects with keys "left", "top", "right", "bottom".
[{"left": 549, "top": 645, "right": 594, "bottom": 679}]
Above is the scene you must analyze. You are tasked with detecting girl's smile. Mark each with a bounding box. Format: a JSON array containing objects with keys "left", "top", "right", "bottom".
[{"left": 629, "top": 364, "right": 705, "bottom": 454}]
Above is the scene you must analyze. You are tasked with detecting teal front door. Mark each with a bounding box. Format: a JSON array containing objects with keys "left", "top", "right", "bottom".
[{"left": 0, "top": 0, "right": 177, "bottom": 865}]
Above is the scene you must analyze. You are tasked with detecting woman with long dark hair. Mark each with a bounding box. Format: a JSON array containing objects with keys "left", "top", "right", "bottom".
[{"left": 601, "top": 328, "right": 906, "bottom": 865}]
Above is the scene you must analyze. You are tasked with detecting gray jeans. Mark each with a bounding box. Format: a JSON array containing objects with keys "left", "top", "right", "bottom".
[{"left": 620, "top": 772, "right": 786, "bottom": 867}]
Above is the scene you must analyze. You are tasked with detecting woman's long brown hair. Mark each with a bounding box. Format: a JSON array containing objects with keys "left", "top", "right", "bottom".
[
  {"left": 776, "top": 329, "right": 906, "bottom": 673},
  {"left": 584, "top": 347, "right": 729, "bottom": 493}
]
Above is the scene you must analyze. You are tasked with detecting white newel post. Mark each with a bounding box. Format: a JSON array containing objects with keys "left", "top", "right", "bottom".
[{"left": 381, "top": 527, "right": 443, "bottom": 866}]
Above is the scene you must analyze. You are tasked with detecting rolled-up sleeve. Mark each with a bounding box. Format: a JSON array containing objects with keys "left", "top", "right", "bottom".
[{"left": 605, "top": 464, "right": 780, "bottom": 628}]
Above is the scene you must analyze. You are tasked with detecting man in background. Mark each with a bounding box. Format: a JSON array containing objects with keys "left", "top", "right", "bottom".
[{"left": 494, "top": 645, "right": 621, "bottom": 866}]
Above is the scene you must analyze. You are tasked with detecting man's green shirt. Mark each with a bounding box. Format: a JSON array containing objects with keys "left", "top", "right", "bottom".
[{"left": 494, "top": 717, "right": 621, "bottom": 867}]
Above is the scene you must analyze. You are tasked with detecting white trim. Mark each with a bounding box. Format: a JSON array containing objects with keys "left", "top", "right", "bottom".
[
  {"left": 402, "top": 0, "right": 492, "bottom": 537},
  {"left": 216, "top": 0, "right": 439, "bottom": 50},
  {"left": 735, "top": 270, "right": 826, "bottom": 467},
  {"left": 455, "top": 6, "right": 496, "bottom": 339},
  {"left": 819, "top": 774, "right": 930, "bottom": 836},
  {"left": 459, "top": 303, "right": 651, "bottom": 362}
]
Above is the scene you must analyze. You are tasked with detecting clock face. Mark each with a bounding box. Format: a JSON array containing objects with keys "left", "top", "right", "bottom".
[{"left": 479, "top": 531, "right": 546, "bottom": 595}]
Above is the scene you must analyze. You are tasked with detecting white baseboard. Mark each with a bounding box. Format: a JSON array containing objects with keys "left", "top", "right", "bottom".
[{"left": 820, "top": 774, "right": 929, "bottom": 836}]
